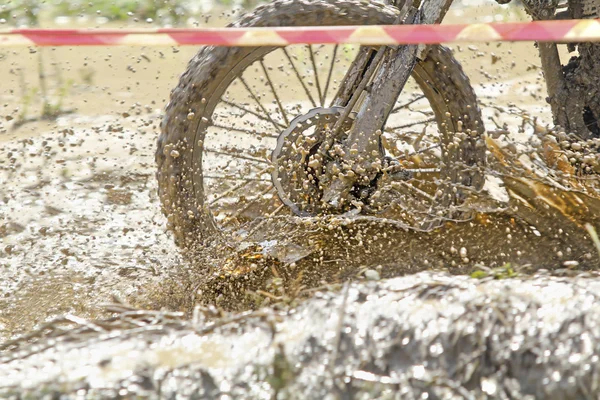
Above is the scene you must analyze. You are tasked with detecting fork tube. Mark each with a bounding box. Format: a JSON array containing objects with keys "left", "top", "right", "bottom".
[
  {"left": 342, "top": 12, "right": 420, "bottom": 170},
  {"left": 538, "top": 42, "right": 570, "bottom": 128},
  {"left": 320, "top": 12, "right": 420, "bottom": 206},
  {"left": 346, "top": 45, "right": 419, "bottom": 158}
]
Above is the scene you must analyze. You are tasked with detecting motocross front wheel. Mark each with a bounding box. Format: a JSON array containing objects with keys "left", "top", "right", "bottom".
[{"left": 156, "top": 0, "right": 485, "bottom": 248}]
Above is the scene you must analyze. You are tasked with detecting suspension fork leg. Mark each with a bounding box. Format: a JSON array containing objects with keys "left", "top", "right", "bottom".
[
  {"left": 343, "top": 43, "right": 419, "bottom": 171},
  {"left": 321, "top": 11, "right": 420, "bottom": 207},
  {"left": 522, "top": 1, "right": 576, "bottom": 131},
  {"left": 537, "top": 42, "right": 570, "bottom": 128},
  {"left": 321, "top": 0, "right": 455, "bottom": 207}
]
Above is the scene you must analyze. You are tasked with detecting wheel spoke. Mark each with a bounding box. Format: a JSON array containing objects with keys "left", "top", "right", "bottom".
[
  {"left": 220, "top": 99, "right": 286, "bottom": 129},
  {"left": 321, "top": 44, "right": 338, "bottom": 107},
  {"left": 238, "top": 75, "right": 282, "bottom": 133},
  {"left": 404, "top": 144, "right": 441, "bottom": 158},
  {"left": 204, "top": 147, "right": 270, "bottom": 165},
  {"left": 585, "top": 119, "right": 599, "bottom": 129},
  {"left": 391, "top": 95, "right": 426, "bottom": 114},
  {"left": 204, "top": 175, "right": 270, "bottom": 182},
  {"left": 260, "top": 59, "right": 290, "bottom": 126},
  {"left": 397, "top": 143, "right": 442, "bottom": 160},
  {"left": 208, "top": 166, "right": 271, "bottom": 205},
  {"left": 246, "top": 203, "right": 287, "bottom": 238},
  {"left": 282, "top": 47, "right": 318, "bottom": 108},
  {"left": 211, "top": 122, "right": 278, "bottom": 139},
  {"left": 307, "top": 45, "right": 324, "bottom": 106},
  {"left": 404, "top": 167, "right": 440, "bottom": 174},
  {"left": 270, "top": 203, "right": 286, "bottom": 216},
  {"left": 387, "top": 117, "right": 436, "bottom": 132},
  {"left": 222, "top": 185, "right": 275, "bottom": 226},
  {"left": 390, "top": 180, "right": 435, "bottom": 202}
]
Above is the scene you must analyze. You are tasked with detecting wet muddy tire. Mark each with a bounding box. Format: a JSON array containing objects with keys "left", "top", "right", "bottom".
[
  {"left": 561, "top": 43, "right": 600, "bottom": 139},
  {"left": 156, "top": 0, "right": 485, "bottom": 248}
]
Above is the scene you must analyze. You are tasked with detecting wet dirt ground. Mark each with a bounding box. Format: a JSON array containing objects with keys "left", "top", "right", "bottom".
[
  {"left": 0, "top": 44, "right": 199, "bottom": 338},
  {"left": 0, "top": 1, "right": 573, "bottom": 342}
]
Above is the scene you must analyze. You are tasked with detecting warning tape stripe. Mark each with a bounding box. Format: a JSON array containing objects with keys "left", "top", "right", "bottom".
[{"left": 0, "top": 19, "right": 599, "bottom": 47}]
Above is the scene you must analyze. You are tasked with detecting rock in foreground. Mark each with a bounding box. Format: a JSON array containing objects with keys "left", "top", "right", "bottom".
[{"left": 2, "top": 271, "right": 600, "bottom": 399}]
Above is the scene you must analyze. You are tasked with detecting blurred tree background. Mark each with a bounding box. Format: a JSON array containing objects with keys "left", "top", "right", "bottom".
[{"left": 0, "top": 0, "right": 265, "bottom": 27}]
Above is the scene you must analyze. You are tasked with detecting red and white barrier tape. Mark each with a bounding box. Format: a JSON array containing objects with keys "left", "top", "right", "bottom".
[{"left": 1, "top": 19, "right": 599, "bottom": 47}]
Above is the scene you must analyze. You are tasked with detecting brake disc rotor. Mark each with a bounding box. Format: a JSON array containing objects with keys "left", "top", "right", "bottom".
[{"left": 271, "top": 107, "right": 353, "bottom": 217}]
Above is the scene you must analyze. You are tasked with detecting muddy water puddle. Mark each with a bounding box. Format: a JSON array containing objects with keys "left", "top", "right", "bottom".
[{"left": 0, "top": 113, "right": 183, "bottom": 340}]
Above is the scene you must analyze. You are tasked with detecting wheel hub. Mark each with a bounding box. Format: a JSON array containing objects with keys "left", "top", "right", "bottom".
[{"left": 271, "top": 107, "right": 354, "bottom": 216}]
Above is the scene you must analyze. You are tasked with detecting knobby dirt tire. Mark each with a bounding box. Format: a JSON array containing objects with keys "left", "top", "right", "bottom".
[{"left": 156, "top": 0, "right": 485, "bottom": 249}]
